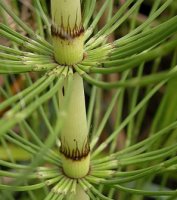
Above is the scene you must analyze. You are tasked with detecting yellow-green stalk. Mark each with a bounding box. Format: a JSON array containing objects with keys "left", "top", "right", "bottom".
[
  {"left": 66, "top": 185, "right": 89, "bottom": 200},
  {"left": 51, "top": 0, "right": 84, "bottom": 65},
  {"left": 59, "top": 73, "right": 90, "bottom": 179}
]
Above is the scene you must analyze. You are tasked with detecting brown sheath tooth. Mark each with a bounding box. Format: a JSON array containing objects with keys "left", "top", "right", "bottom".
[
  {"left": 51, "top": 24, "right": 84, "bottom": 40},
  {"left": 59, "top": 137, "right": 90, "bottom": 161}
]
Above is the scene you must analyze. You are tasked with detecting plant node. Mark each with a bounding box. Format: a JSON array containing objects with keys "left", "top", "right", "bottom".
[{"left": 51, "top": 0, "right": 84, "bottom": 66}]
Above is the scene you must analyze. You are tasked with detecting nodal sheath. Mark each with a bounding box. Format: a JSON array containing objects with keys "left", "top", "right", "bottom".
[{"left": 51, "top": 0, "right": 84, "bottom": 65}]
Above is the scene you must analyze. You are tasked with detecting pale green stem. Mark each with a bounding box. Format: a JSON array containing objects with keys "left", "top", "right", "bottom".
[
  {"left": 51, "top": 0, "right": 84, "bottom": 65},
  {"left": 66, "top": 184, "right": 89, "bottom": 200},
  {"left": 59, "top": 73, "right": 90, "bottom": 179}
]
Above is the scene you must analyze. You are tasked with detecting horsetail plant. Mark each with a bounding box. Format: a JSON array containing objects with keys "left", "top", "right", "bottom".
[
  {"left": 51, "top": 0, "right": 90, "bottom": 180},
  {"left": 0, "top": 0, "right": 177, "bottom": 200}
]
